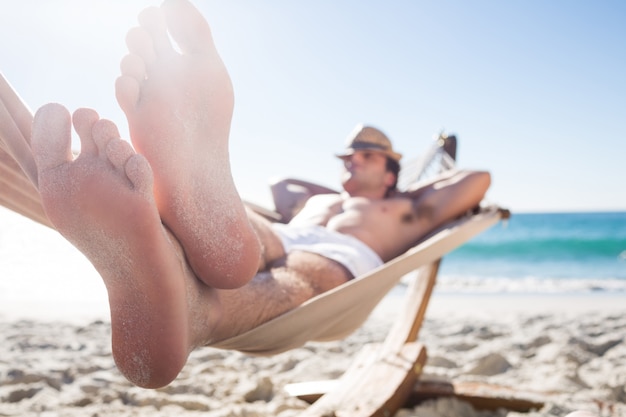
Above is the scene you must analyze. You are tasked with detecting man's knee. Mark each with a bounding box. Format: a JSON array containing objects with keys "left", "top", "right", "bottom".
[{"left": 284, "top": 251, "right": 351, "bottom": 294}]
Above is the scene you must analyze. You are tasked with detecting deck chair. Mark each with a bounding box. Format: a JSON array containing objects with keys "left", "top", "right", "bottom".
[
  {"left": 0, "top": 73, "right": 51, "bottom": 228},
  {"left": 227, "top": 114, "right": 507, "bottom": 417},
  {"left": 0, "top": 71, "right": 510, "bottom": 417},
  {"left": 214, "top": 138, "right": 509, "bottom": 417}
]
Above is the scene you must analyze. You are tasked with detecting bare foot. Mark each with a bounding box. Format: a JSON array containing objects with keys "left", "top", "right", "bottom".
[
  {"left": 115, "top": 0, "right": 260, "bottom": 289},
  {"left": 31, "top": 103, "right": 193, "bottom": 388}
]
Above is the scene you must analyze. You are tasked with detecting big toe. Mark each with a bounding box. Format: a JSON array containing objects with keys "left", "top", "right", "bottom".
[
  {"left": 31, "top": 103, "right": 73, "bottom": 173},
  {"left": 161, "top": 0, "right": 215, "bottom": 54}
]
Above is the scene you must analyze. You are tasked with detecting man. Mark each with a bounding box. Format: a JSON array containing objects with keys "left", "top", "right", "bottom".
[
  {"left": 262, "top": 124, "right": 489, "bottom": 278},
  {"left": 29, "top": 0, "right": 490, "bottom": 389}
]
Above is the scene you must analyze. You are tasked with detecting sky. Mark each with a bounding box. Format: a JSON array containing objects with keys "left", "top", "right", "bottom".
[{"left": 1, "top": 0, "right": 625, "bottom": 213}]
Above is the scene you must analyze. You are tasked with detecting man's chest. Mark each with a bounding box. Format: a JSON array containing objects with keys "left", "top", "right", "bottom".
[{"left": 341, "top": 196, "right": 414, "bottom": 219}]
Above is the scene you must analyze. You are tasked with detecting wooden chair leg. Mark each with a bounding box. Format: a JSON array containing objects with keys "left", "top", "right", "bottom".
[{"left": 291, "top": 262, "right": 440, "bottom": 417}]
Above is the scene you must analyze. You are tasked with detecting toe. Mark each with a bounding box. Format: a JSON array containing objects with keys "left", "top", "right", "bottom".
[
  {"left": 115, "top": 75, "right": 141, "bottom": 118},
  {"left": 125, "top": 154, "right": 154, "bottom": 196},
  {"left": 125, "top": 27, "right": 156, "bottom": 66},
  {"left": 162, "top": 0, "right": 216, "bottom": 54},
  {"left": 120, "top": 54, "right": 147, "bottom": 83},
  {"left": 106, "top": 139, "right": 134, "bottom": 172},
  {"left": 31, "top": 103, "right": 73, "bottom": 173},
  {"left": 72, "top": 108, "right": 100, "bottom": 156},
  {"left": 116, "top": 54, "right": 145, "bottom": 114},
  {"left": 91, "top": 119, "right": 122, "bottom": 156},
  {"left": 138, "top": 6, "right": 175, "bottom": 57}
]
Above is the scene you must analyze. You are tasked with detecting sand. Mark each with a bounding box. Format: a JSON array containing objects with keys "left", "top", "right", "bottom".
[
  {"left": 0, "top": 292, "right": 624, "bottom": 417},
  {"left": 1, "top": 208, "right": 624, "bottom": 416}
]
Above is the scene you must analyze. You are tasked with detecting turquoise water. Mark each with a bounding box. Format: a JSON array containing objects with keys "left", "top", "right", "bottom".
[{"left": 438, "top": 211, "right": 626, "bottom": 293}]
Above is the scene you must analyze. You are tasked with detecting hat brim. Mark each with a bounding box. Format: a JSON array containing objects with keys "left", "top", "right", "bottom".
[{"left": 335, "top": 146, "right": 402, "bottom": 162}]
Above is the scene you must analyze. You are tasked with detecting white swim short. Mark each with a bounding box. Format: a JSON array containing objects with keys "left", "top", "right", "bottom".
[{"left": 271, "top": 223, "right": 383, "bottom": 278}]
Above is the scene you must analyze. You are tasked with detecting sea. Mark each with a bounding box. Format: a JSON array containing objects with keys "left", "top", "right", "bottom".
[
  {"left": 437, "top": 211, "right": 626, "bottom": 294},
  {"left": 0, "top": 207, "right": 625, "bottom": 321}
]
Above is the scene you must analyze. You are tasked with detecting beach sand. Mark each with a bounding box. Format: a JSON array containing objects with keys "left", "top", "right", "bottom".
[
  {"left": 0, "top": 292, "right": 624, "bottom": 417},
  {"left": 1, "top": 208, "right": 625, "bottom": 416}
]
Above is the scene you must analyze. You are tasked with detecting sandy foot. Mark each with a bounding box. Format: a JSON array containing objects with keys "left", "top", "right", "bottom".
[
  {"left": 115, "top": 0, "right": 261, "bottom": 290},
  {"left": 31, "top": 103, "right": 192, "bottom": 388}
]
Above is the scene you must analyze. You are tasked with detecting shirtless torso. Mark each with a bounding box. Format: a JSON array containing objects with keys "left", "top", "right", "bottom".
[{"left": 289, "top": 193, "right": 431, "bottom": 262}]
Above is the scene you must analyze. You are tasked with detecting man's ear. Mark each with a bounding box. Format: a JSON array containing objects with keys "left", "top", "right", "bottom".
[{"left": 384, "top": 171, "right": 396, "bottom": 188}]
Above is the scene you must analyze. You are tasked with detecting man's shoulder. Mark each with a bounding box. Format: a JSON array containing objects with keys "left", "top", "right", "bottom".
[
  {"left": 301, "top": 193, "right": 345, "bottom": 213},
  {"left": 307, "top": 193, "right": 345, "bottom": 204}
]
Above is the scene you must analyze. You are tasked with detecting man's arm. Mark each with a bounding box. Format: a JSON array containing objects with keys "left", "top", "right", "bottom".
[
  {"left": 270, "top": 177, "right": 339, "bottom": 223},
  {"left": 405, "top": 169, "right": 491, "bottom": 230},
  {"left": 399, "top": 168, "right": 467, "bottom": 198}
]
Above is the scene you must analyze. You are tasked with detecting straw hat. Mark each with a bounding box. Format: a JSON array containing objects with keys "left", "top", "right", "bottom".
[{"left": 336, "top": 124, "right": 402, "bottom": 162}]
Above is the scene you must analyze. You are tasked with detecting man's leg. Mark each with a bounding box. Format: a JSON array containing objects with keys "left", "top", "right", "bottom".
[
  {"left": 210, "top": 250, "right": 353, "bottom": 342},
  {"left": 115, "top": 0, "right": 260, "bottom": 290}
]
